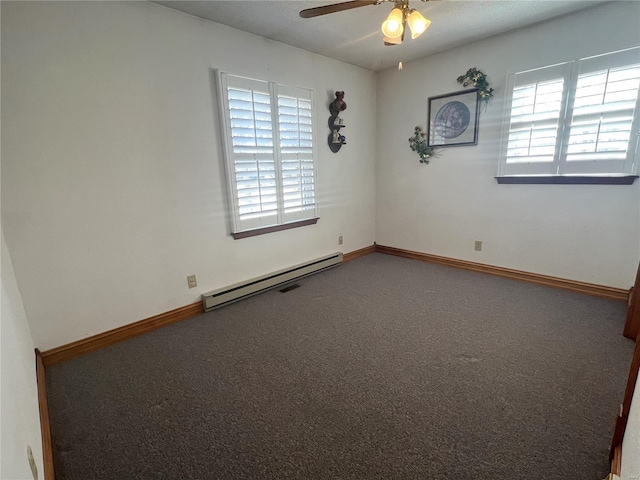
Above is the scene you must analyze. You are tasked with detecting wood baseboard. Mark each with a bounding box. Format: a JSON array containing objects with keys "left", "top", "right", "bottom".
[
  {"left": 41, "top": 302, "right": 204, "bottom": 367},
  {"left": 611, "top": 443, "right": 622, "bottom": 476},
  {"left": 41, "top": 248, "right": 376, "bottom": 367},
  {"left": 343, "top": 245, "right": 376, "bottom": 262},
  {"left": 623, "top": 264, "right": 640, "bottom": 340},
  {"left": 375, "top": 245, "right": 629, "bottom": 301},
  {"left": 35, "top": 349, "right": 55, "bottom": 480},
  {"left": 624, "top": 303, "right": 639, "bottom": 340},
  {"left": 40, "top": 245, "right": 626, "bottom": 366}
]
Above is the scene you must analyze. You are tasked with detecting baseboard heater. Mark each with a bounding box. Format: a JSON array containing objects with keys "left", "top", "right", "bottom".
[{"left": 202, "top": 252, "right": 343, "bottom": 312}]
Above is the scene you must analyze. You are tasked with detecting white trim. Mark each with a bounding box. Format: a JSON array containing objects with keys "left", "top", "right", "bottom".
[
  {"left": 557, "top": 61, "right": 580, "bottom": 175},
  {"left": 216, "top": 70, "right": 242, "bottom": 234},
  {"left": 270, "top": 81, "right": 284, "bottom": 227}
]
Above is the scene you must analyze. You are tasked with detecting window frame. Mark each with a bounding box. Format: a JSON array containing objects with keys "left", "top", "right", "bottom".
[
  {"left": 216, "top": 71, "right": 319, "bottom": 238},
  {"left": 497, "top": 47, "right": 640, "bottom": 183}
]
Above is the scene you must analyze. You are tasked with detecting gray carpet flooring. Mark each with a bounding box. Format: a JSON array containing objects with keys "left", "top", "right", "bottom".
[{"left": 46, "top": 253, "right": 635, "bottom": 479}]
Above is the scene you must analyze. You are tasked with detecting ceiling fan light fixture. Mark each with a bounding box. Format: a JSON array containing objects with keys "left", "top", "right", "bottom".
[
  {"left": 407, "top": 9, "right": 431, "bottom": 39},
  {"left": 381, "top": 7, "right": 404, "bottom": 39}
]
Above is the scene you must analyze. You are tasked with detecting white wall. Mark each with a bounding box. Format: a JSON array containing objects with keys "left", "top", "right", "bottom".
[
  {"left": 1, "top": 1, "right": 377, "bottom": 350},
  {"left": 376, "top": 1, "right": 640, "bottom": 289},
  {"left": 1, "top": 2, "right": 638, "bottom": 474},
  {"left": 1, "top": 229, "right": 44, "bottom": 480},
  {"left": 622, "top": 371, "right": 640, "bottom": 480},
  {"left": 3, "top": 1, "right": 639, "bottom": 352}
]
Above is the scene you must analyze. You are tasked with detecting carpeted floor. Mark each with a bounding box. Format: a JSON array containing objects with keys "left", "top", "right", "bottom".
[{"left": 46, "top": 253, "right": 634, "bottom": 479}]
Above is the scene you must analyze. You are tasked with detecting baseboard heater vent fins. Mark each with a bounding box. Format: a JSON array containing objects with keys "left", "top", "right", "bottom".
[{"left": 202, "top": 252, "right": 343, "bottom": 312}]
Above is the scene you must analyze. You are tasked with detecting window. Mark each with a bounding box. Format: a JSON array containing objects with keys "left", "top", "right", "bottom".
[
  {"left": 498, "top": 48, "right": 640, "bottom": 182},
  {"left": 217, "top": 72, "right": 318, "bottom": 237}
]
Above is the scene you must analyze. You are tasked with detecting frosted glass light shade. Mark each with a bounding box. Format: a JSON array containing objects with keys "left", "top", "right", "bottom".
[
  {"left": 407, "top": 10, "right": 431, "bottom": 39},
  {"left": 383, "top": 35, "right": 402, "bottom": 45},
  {"left": 381, "top": 7, "right": 404, "bottom": 39}
]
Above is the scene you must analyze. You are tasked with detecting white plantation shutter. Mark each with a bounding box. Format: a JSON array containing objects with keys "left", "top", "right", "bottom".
[
  {"left": 501, "top": 63, "right": 572, "bottom": 176},
  {"left": 277, "top": 85, "right": 316, "bottom": 223},
  {"left": 563, "top": 49, "right": 640, "bottom": 174},
  {"left": 218, "top": 72, "right": 317, "bottom": 234},
  {"left": 499, "top": 47, "right": 640, "bottom": 179}
]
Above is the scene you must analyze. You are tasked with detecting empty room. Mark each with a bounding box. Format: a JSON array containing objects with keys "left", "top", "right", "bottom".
[{"left": 2, "top": 1, "right": 640, "bottom": 479}]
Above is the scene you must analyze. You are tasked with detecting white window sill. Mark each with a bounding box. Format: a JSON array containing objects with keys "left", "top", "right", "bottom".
[{"left": 495, "top": 175, "right": 638, "bottom": 185}]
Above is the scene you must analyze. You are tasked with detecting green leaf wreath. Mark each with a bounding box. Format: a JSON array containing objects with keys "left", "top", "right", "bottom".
[
  {"left": 457, "top": 68, "right": 494, "bottom": 103},
  {"left": 408, "top": 126, "right": 439, "bottom": 164}
]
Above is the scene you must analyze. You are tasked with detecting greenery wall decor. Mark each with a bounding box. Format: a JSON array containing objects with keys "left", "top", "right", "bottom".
[
  {"left": 457, "top": 68, "right": 494, "bottom": 104},
  {"left": 409, "top": 126, "right": 440, "bottom": 164}
]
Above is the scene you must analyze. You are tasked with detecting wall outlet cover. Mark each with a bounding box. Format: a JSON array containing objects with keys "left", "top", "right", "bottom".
[{"left": 187, "top": 275, "right": 197, "bottom": 289}]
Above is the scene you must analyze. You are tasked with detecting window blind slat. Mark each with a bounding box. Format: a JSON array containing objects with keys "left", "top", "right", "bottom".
[
  {"left": 506, "top": 77, "right": 564, "bottom": 165},
  {"left": 226, "top": 83, "right": 279, "bottom": 223},
  {"left": 566, "top": 61, "right": 640, "bottom": 165},
  {"left": 277, "top": 94, "right": 316, "bottom": 215}
]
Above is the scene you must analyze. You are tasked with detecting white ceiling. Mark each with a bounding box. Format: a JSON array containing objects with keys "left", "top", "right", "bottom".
[{"left": 152, "top": 0, "right": 608, "bottom": 71}]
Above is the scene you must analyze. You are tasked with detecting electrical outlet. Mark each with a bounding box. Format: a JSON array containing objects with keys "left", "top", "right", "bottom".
[
  {"left": 27, "top": 445, "right": 38, "bottom": 480},
  {"left": 474, "top": 241, "right": 482, "bottom": 252},
  {"left": 338, "top": 235, "right": 343, "bottom": 245},
  {"left": 187, "top": 275, "right": 197, "bottom": 289}
]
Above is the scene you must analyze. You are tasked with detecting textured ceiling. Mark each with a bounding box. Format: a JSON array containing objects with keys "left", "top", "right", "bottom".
[{"left": 152, "top": 0, "right": 607, "bottom": 71}]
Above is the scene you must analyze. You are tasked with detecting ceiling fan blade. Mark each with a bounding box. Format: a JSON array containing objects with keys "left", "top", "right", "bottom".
[{"left": 300, "top": 1, "right": 379, "bottom": 19}]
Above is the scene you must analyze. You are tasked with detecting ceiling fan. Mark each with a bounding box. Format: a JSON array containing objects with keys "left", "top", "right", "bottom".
[{"left": 299, "top": 0, "right": 433, "bottom": 46}]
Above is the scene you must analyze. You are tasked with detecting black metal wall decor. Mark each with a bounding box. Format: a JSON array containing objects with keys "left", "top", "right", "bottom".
[{"left": 328, "top": 91, "right": 347, "bottom": 153}]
